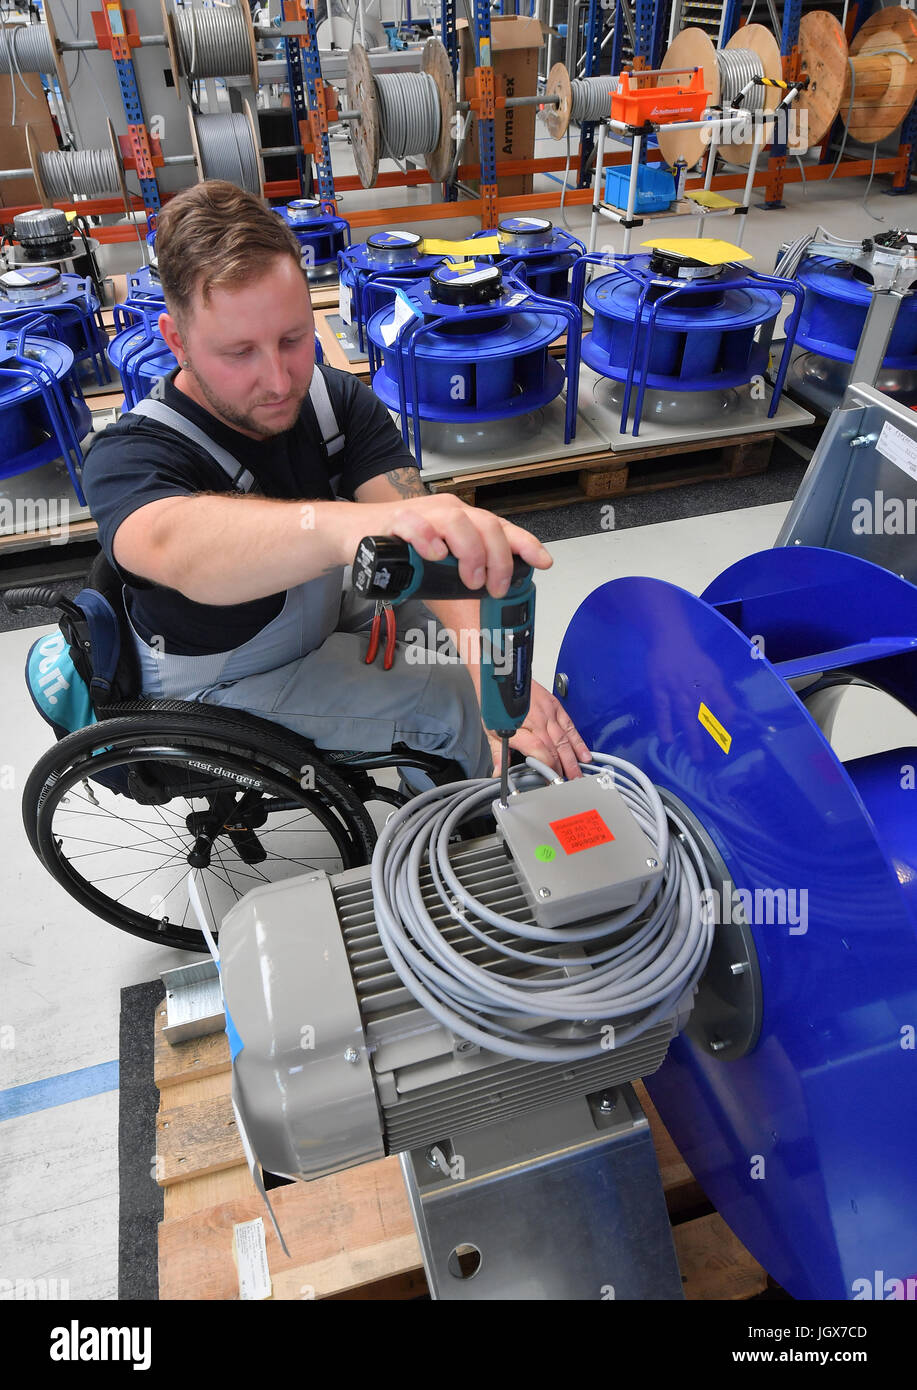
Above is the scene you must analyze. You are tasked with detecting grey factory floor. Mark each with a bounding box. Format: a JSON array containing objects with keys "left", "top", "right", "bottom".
[{"left": 3, "top": 132, "right": 917, "bottom": 1301}]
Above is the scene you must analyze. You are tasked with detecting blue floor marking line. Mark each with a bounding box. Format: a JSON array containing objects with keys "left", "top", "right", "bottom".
[{"left": 0, "top": 1060, "right": 120, "bottom": 1121}]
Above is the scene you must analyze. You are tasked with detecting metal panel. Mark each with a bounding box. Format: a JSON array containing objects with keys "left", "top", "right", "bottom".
[
  {"left": 401, "top": 1085, "right": 684, "bottom": 1299},
  {"left": 161, "top": 959, "right": 224, "bottom": 1043},
  {"left": 777, "top": 381, "right": 917, "bottom": 583}
]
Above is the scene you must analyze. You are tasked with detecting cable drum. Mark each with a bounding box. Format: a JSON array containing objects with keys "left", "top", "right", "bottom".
[
  {"left": 190, "top": 110, "right": 262, "bottom": 194},
  {"left": 0, "top": 21, "right": 58, "bottom": 76},
  {"left": 569, "top": 75, "right": 620, "bottom": 124},
  {"left": 347, "top": 39, "right": 455, "bottom": 188},
  {"left": 374, "top": 71, "right": 441, "bottom": 160},
  {"left": 716, "top": 48, "right": 764, "bottom": 113},
  {"left": 173, "top": 2, "right": 253, "bottom": 80},
  {"left": 38, "top": 147, "right": 122, "bottom": 200}
]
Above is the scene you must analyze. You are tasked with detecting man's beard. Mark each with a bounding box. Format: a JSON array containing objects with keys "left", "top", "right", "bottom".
[{"left": 190, "top": 369, "right": 308, "bottom": 438}]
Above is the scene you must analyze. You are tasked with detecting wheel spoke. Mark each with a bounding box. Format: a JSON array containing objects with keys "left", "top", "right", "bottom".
[{"left": 36, "top": 741, "right": 373, "bottom": 946}]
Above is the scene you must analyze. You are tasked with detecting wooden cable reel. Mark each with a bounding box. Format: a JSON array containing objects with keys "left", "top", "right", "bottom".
[
  {"left": 346, "top": 39, "right": 456, "bottom": 189},
  {"left": 657, "top": 24, "right": 782, "bottom": 168},
  {"left": 842, "top": 5, "right": 917, "bottom": 144}
]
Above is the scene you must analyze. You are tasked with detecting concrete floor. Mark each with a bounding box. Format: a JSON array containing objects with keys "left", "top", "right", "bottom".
[{"left": 3, "top": 132, "right": 917, "bottom": 1301}]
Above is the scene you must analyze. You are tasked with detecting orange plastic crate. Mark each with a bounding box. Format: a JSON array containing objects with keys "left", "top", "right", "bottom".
[{"left": 611, "top": 68, "right": 709, "bottom": 128}]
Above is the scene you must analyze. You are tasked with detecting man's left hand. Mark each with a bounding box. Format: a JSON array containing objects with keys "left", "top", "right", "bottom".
[{"left": 486, "top": 679, "right": 591, "bottom": 781}]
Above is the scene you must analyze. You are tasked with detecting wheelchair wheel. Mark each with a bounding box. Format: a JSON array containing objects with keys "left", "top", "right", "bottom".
[{"left": 24, "top": 705, "right": 378, "bottom": 951}]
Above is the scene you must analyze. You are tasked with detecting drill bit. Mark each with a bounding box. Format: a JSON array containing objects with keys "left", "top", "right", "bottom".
[{"left": 499, "top": 734, "right": 510, "bottom": 808}]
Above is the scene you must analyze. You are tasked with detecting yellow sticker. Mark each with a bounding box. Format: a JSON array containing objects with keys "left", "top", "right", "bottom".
[
  {"left": 423, "top": 236, "right": 502, "bottom": 256},
  {"left": 640, "top": 237, "right": 752, "bottom": 266},
  {"left": 447, "top": 260, "right": 475, "bottom": 272},
  {"left": 698, "top": 702, "right": 732, "bottom": 754},
  {"left": 684, "top": 190, "right": 738, "bottom": 211}
]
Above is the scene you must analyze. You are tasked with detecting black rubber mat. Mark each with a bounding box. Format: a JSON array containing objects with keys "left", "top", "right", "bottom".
[{"left": 117, "top": 979, "right": 165, "bottom": 1301}]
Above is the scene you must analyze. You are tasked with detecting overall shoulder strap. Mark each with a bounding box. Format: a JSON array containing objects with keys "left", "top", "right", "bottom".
[
  {"left": 129, "top": 396, "right": 257, "bottom": 493},
  {"left": 308, "top": 366, "right": 344, "bottom": 457}
]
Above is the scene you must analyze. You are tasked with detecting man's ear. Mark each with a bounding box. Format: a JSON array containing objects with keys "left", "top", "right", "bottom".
[{"left": 159, "top": 312, "right": 185, "bottom": 363}]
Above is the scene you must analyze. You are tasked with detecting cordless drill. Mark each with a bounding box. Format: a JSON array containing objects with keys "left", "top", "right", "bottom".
[{"left": 352, "top": 536, "right": 535, "bottom": 804}]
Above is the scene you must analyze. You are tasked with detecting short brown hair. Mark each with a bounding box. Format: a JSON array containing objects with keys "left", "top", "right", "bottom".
[{"left": 156, "top": 180, "right": 305, "bottom": 324}]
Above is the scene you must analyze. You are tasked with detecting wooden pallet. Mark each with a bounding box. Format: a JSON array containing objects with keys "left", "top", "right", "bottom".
[
  {"left": 429, "top": 431, "right": 775, "bottom": 515},
  {"left": 153, "top": 1001, "right": 769, "bottom": 1301}
]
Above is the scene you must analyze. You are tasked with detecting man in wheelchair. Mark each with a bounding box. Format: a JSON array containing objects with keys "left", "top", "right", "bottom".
[{"left": 81, "top": 180, "right": 588, "bottom": 786}]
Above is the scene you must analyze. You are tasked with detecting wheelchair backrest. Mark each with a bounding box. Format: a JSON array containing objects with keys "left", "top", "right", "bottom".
[{"left": 25, "top": 551, "right": 140, "bottom": 743}]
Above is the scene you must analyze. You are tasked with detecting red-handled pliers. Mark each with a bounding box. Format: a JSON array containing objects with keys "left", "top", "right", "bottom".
[{"left": 365, "top": 600, "right": 396, "bottom": 670}]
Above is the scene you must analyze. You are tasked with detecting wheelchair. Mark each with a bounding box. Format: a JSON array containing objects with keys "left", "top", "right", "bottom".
[{"left": 11, "top": 553, "right": 464, "bottom": 954}]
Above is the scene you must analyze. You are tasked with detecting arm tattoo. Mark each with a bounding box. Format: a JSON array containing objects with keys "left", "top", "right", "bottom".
[{"left": 384, "top": 467, "right": 430, "bottom": 498}]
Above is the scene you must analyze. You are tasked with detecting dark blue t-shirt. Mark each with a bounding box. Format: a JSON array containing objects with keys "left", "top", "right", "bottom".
[{"left": 82, "top": 364, "right": 417, "bottom": 655}]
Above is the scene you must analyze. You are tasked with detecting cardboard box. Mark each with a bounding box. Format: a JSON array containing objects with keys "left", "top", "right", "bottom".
[
  {"left": 458, "top": 16, "right": 544, "bottom": 199},
  {"left": 0, "top": 74, "right": 58, "bottom": 216}
]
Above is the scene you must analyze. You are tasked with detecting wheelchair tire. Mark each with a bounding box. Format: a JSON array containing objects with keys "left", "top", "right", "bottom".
[{"left": 24, "top": 705, "right": 378, "bottom": 951}]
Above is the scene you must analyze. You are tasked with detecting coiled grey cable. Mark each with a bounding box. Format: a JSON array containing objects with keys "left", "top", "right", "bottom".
[
  {"left": 193, "top": 111, "right": 261, "bottom": 193},
  {"left": 716, "top": 48, "right": 764, "bottom": 112},
  {"left": 375, "top": 71, "right": 440, "bottom": 160},
  {"left": 370, "top": 751, "right": 714, "bottom": 1063},
  {"left": 38, "top": 147, "right": 122, "bottom": 200},
  {"left": 569, "top": 75, "right": 620, "bottom": 124},
  {"left": 0, "top": 20, "right": 58, "bottom": 77},
  {"left": 174, "top": 2, "right": 252, "bottom": 80}
]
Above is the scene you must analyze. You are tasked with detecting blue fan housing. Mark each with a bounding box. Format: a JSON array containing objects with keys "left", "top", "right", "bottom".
[
  {"left": 275, "top": 199, "right": 350, "bottom": 279},
  {"left": 796, "top": 255, "right": 917, "bottom": 367},
  {"left": 556, "top": 545, "right": 917, "bottom": 1301},
  {"left": 0, "top": 266, "right": 110, "bottom": 385},
  {"left": 0, "top": 316, "right": 91, "bottom": 503}
]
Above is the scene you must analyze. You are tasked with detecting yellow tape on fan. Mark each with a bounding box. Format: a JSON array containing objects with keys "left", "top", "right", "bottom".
[{"left": 640, "top": 237, "right": 752, "bottom": 265}]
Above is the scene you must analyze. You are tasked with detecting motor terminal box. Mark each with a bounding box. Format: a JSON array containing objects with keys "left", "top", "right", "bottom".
[{"left": 493, "top": 775, "right": 664, "bottom": 928}]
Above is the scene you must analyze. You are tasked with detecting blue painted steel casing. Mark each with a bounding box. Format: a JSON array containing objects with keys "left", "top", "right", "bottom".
[
  {"left": 492, "top": 218, "right": 585, "bottom": 302},
  {"left": 796, "top": 255, "right": 917, "bottom": 366},
  {"left": 108, "top": 305, "right": 325, "bottom": 408},
  {"left": 582, "top": 254, "right": 779, "bottom": 387},
  {"left": 571, "top": 250, "right": 803, "bottom": 435},
  {"left": 338, "top": 231, "right": 444, "bottom": 348},
  {"left": 555, "top": 545, "right": 917, "bottom": 1300},
  {"left": 275, "top": 199, "right": 350, "bottom": 277},
  {"left": 124, "top": 264, "right": 165, "bottom": 313},
  {"left": 364, "top": 263, "right": 582, "bottom": 469},
  {"left": 107, "top": 305, "right": 176, "bottom": 409},
  {"left": 0, "top": 317, "right": 91, "bottom": 503},
  {"left": 0, "top": 267, "right": 110, "bottom": 385}
]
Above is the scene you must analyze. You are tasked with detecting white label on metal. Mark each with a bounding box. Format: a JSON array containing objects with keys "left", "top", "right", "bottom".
[
  {"left": 233, "top": 1218, "right": 272, "bottom": 1300},
  {"left": 381, "top": 290, "right": 419, "bottom": 346},
  {"left": 505, "top": 292, "right": 527, "bottom": 306},
  {"left": 876, "top": 420, "right": 917, "bottom": 481},
  {"left": 873, "top": 249, "right": 903, "bottom": 267},
  {"left": 513, "top": 218, "right": 549, "bottom": 228},
  {"left": 452, "top": 267, "right": 497, "bottom": 285},
  {"left": 908, "top": 235, "right": 917, "bottom": 246},
  {"left": 339, "top": 280, "right": 353, "bottom": 326}
]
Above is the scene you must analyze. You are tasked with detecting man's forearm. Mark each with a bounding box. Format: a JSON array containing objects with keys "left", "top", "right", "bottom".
[{"left": 147, "top": 494, "right": 392, "bottom": 605}]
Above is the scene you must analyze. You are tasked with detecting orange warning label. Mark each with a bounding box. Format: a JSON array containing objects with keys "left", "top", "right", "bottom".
[{"left": 549, "top": 809, "right": 615, "bottom": 855}]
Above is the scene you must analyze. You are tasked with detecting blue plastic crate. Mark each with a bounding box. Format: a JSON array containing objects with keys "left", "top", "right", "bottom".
[{"left": 604, "top": 163, "right": 675, "bottom": 214}]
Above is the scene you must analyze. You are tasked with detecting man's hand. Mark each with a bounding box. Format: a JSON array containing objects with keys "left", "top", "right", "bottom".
[
  {"left": 353, "top": 484, "right": 552, "bottom": 597},
  {"left": 486, "top": 679, "right": 591, "bottom": 781}
]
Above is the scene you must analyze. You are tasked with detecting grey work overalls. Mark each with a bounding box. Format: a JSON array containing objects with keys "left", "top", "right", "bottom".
[{"left": 125, "top": 375, "right": 492, "bottom": 780}]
